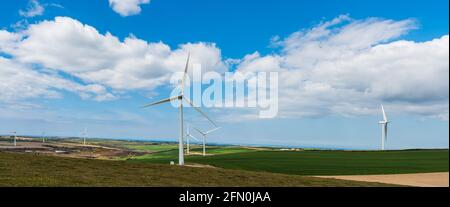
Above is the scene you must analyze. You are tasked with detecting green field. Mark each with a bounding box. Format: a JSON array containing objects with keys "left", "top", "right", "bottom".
[
  {"left": 0, "top": 152, "right": 394, "bottom": 187},
  {"left": 87, "top": 140, "right": 179, "bottom": 152},
  {"left": 129, "top": 146, "right": 260, "bottom": 161},
  {"left": 124, "top": 143, "right": 179, "bottom": 152},
  {"left": 131, "top": 149, "right": 449, "bottom": 175},
  {"left": 190, "top": 147, "right": 261, "bottom": 154}
]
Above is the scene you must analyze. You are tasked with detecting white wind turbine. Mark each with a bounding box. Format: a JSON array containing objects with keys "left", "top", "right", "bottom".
[
  {"left": 185, "top": 124, "right": 199, "bottom": 155},
  {"left": 378, "top": 104, "right": 389, "bottom": 151},
  {"left": 82, "top": 127, "right": 88, "bottom": 146},
  {"left": 142, "top": 54, "right": 217, "bottom": 166},
  {"left": 42, "top": 132, "right": 46, "bottom": 143},
  {"left": 194, "top": 127, "right": 220, "bottom": 156},
  {"left": 10, "top": 131, "right": 17, "bottom": 147}
]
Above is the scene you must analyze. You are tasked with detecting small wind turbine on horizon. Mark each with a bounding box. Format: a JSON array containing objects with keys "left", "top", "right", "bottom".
[
  {"left": 378, "top": 104, "right": 390, "bottom": 151},
  {"left": 10, "top": 131, "right": 17, "bottom": 147},
  {"left": 82, "top": 127, "right": 88, "bottom": 146},
  {"left": 194, "top": 127, "right": 220, "bottom": 156},
  {"left": 142, "top": 53, "right": 218, "bottom": 166},
  {"left": 42, "top": 132, "right": 46, "bottom": 143}
]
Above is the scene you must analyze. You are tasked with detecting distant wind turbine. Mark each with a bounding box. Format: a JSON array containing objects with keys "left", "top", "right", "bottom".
[
  {"left": 10, "top": 131, "right": 17, "bottom": 147},
  {"left": 82, "top": 128, "right": 88, "bottom": 146},
  {"left": 42, "top": 132, "right": 46, "bottom": 143},
  {"left": 185, "top": 124, "right": 199, "bottom": 154},
  {"left": 142, "top": 54, "right": 217, "bottom": 166},
  {"left": 194, "top": 127, "right": 220, "bottom": 156},
  {"left": 378, "top": 105, "right": 390, "bottom": 151}
]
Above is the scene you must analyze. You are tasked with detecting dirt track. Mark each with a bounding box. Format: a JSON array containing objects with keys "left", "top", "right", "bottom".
[{"left": 316, "top": 172, "right": 449, "bottom": 187}]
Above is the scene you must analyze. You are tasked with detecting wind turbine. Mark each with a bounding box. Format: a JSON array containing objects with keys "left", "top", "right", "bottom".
[
  {"left": 185, "top": 124, "right": 199, "bottom": 154},
  {"left": 142, "top": 54, "right": 217, "bottom": 166},
  {"left": 10, "top": 131, "right": 17, "bottom": 147},
  {"left": 42, "top": 132, "right": 46, "bottom": 143},
  {"left": 378, "top": 104, "right": 389, "bottom": 151},
  {"left": 194, "top": 127, "right": 220, "bottom": 156},
  {"left": 82, "top": 127, "right": 87, "bottom": 146}
]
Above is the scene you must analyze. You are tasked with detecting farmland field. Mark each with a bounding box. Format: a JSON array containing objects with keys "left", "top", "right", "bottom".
[
  {"left": 0, "top": 138, "right": 447, "bottom": 186},
  {"left": 128, "top": 146, "right": 260, "bottom": 161},
  {"left": 0, "top": 152, "right": 394, "bottom": 187},
  {"left": 131, "top": 149, "right": 449, "bottom": 176}
]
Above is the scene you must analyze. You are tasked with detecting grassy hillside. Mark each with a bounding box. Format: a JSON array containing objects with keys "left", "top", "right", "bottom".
[
  {"left": 0, "top": 152, "right": 394, "bottom": 187},
  {"left": 132, "top": 149, "right": 449, "bottom": 176}
]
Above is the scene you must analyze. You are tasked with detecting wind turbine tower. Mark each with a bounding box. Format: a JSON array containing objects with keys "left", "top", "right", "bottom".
[
  {"left": 11, "top": 131, "right": 17, "bottom": 147},
  {"left": 378, "top": 105, "right": 390, "bottom": 151},
  {"left": 185, "top": 124, "right": 199, "bottom": 154},
  {"left": 82, "top": 128, "right": 88, "bottom": 146}
]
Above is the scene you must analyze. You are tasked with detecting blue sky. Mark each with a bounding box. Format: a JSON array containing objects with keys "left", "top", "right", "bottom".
[{"left": 0, "top": 0, "right": 448, "bottom": 149}]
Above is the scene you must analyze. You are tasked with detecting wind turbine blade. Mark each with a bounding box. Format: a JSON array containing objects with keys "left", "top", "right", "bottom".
[
  {"left": 205, "top": 127, "right": 220, "bottom": 135},
  {"left": 381, "top": 104, "right": 388, "bottom": 122},
  {"left": 184, "top": 97, "right": 217, "bottom": 127},
  {"left": 193, "top": 127, "right": 206, "bottom": 136},
  {"left": 142, "top": 96, "right": 180, "bottom": 108},
  {"left": 189, "top": 134, "right": 200, "bottom": 141},
  {"left": 181, "top": 53, "right": 190, "bottom": 95}
]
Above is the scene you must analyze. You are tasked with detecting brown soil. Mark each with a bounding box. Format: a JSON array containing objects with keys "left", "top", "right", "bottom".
[
  {"left": 0, "top": 140, "right": 144, "bottom": 160},
  {"left": 316, "top": 172, "right": 449, "bottom": 187}
]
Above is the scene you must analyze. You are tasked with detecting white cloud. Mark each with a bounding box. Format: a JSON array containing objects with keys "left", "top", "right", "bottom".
[
  {"left": 8, "top": 17, "right": 225, "bottom": 91},
  {"left": 0, "top": 57, "right": 116, "bottom": 103},
  {"left": 0, "top": 15, "right": 447, "bottom": 121},
  {"left": 236, "top": 15, "right": 449, "bottom": 120},
  {"left": 0, "top": 16, "right": 225, "bottom": 102},
  {"left": 19, "top": 0, "right": 45, "bottom": 18},
  {"left": 0, "top": 30, "right": 21, "bottom": 53},
  {"left": 108, "top": 0, "right": 150, "bottom": 16}
]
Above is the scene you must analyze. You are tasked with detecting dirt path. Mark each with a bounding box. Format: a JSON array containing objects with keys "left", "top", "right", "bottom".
[
  {"left": 185, "top": 163, "right": 218, "bottom": 169},
  {"left": 316, "top": 172, "right": 449, "bottom": 187}
]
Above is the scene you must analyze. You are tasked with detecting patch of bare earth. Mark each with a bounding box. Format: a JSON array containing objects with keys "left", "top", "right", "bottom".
[
  {"left": 0, "top": 141, "right": 144, "bottom": 160},
  {"left": 185, "top": 163, "right": 218, "bottom": 169},
  {"left": 316, "top": 172, "right": 449, "bottom": 187}
]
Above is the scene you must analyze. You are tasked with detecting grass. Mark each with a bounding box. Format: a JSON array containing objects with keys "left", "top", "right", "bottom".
[
  {"left": 190, "top": 147, "right": 259, "bottom": 154},
  {"left": 124, "top": 144, "right": 179, "bottom": 152},
  {"left": 128, "top": 146, "right": 260, "bottom": 162},
  {"left": 132, "top": 149, "right": 449, "bottom": 176},
  {"left": 130, "top": 150, "right": 179, "bottom": 160},
  {"left": 0, "top": 152, "right": 394, "bottom": 187}
]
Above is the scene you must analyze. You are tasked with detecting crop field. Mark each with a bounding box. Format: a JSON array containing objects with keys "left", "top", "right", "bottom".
[
  {"left": 123, "top": 143, "right": 179, "bottom": 152},
  {"left": 126, "top": 146, "right": 261, "bottom": 161},
  {"left": 131, "top": 149, "right": 449, "bottom": 176}
]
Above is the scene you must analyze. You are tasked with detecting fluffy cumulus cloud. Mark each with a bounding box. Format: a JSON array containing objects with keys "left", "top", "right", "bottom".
[
  {"left": 0, "top": 57, "right": 116, "bottom": 102},
  {"left": 0, "top": 17, "right": 225, "bottom": 103},
  {"left": 236, "top": 15, "right": 449, "bottom": 120},
  {"left": 108, "top": 0, "right": 150, "bottom": 16},
  {"left": 0, "top": 15, "right": 447, "bottom": 121},
  {"left": 19, "top": 0, "right": 45, "bottom": 18},
  {"left": 0, "top": 30, "right": 21, "bottom": 52}
]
